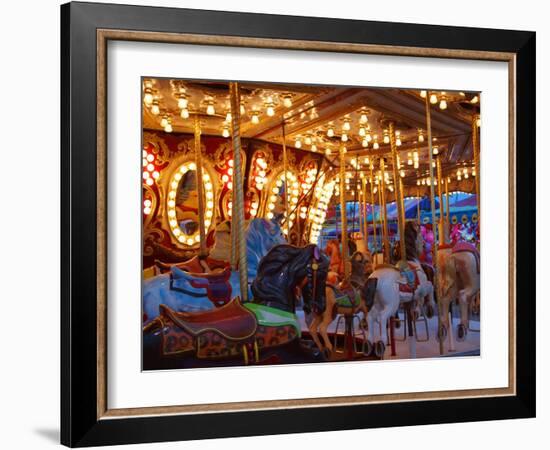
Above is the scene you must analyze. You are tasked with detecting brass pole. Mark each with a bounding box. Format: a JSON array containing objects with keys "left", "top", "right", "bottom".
[
  {"left": 436, "top": 157, "right": 446, "bottom": 243},
  {"left": 417, "top": 186, "right": 421, "bottom": 225},
  {"left": 282, "top": 122, "right": 290, "bottom": 238},
  {"left": 370, "top": 164, "right": 378, "bottom": 254},
  {"left": 445, "top": 176, "right": 450, "bottom": 230},
  {"left": 389, "top": 122, "right": 406, "bottom": 262},
  {"left": 193, "top": 115, "right": 207, "bottom": 257},
  {"left": 425, "top": 92, "right": 444, "bottom": 355},
  {"left": 229, "top": 82, "right": 248, "bottom": 301},
  {"left": 379, "top": 158, "right": 390, "bottom": 263},
  {"left": 362, "top": 177, "right": 368, "bottom": 249},
  {"left": 399, "top": 177, "right": 406, "bottom": 229},
  {"left": 472, "top": 113, "right": 481, "bottom": 218},
  {"left": 339, "top": 147, "right": 350, "bottom": 279}
]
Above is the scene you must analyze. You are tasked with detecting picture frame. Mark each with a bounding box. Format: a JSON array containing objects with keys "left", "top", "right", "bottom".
[{"left": 61, "top": 1, "right": 535, "bottom": 447}]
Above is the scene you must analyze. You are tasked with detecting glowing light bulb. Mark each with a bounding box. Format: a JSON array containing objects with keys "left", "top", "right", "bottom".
[
  {"left": 295, "top": 139, "right": 302, "bottom": 148},
  {"left": 373, "top": 141, "right": 379, "bottom": 150},
  {"left": 305, "top": 135, "right": 312, "bottom": 146},
  {"left": 180, "top": 108, "right": 189, "bottom": 119},
  {"left": 251, "top": 112, "right": 260, "bottom": 124},
  {"left": 151, "top": 102, "right": 160, "bottom": 115},
  {"left": 178, "top": 96, "right": 188, "bottom": 109},
  {"left": 343, "top": 120, "right": 351, "bottom": 131},
  {"left": 430, "top": 93, "right": 438, "bottom": 104},
  {"left": 144, "top": 90, "right": 154, "bottom": 105},
  {"left": 360, "top": 113, "right": 368, "bottom": 123},
  {"left": 362, "top": 139, "right": 368, "bottom": 147},
  {"left": 283, "top": 96, "right": 292, "bottom": 108},
  {"left": 383, "top": 134, "right": 390, "bottom": 144},
  {"left": 160, "top": 116, "right": 168, "bottom": 128},
  {"left": 471, "top": 95, "right": 479, "bottom": 104},
  {"left": 222, "top": 127, "right": 230, "bottom": 138},
  {"left": 225, "top": 112, "right": 232, "bottom": 122},
  {"left": 433, "top": 147, "right": 439, "bottom": 155},
  {"left": 359, "top": 127, "right": 366, "bottom": 136},
  {"left": 420, "top": 90, "right": 427, "bottom": 98},
  {"left": 439, "top": 99, "right": 447, "bottom": 110},
  {"left": 341, "top": 133, "right": 348, "bottom": 142},
  {"left": 164, "top": 123, "right": 173, "bottom": 133},
  {"left": 266, "top": 105, "right": 275, "bottom": 116}
]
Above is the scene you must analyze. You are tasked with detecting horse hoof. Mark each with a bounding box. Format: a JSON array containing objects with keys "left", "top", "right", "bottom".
[
  {"left": 374, "top": 341, "right": 386, "bottom": 358},
  {"left": 426, "top": 305, "right": 435, "bottom": 319},
  {"left": 457, "top": 324, "right": 467, "bottom": 341},
  {"left": 363, "top": 340, "right": 373, "bottom": 356},
  {"left": 437, "top": 325, "right": 448, "bottom": 342}
]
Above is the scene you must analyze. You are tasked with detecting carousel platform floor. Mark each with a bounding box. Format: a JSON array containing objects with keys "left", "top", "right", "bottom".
[{"left": 296, "top": 310, "right": 480, "bottom": 360}]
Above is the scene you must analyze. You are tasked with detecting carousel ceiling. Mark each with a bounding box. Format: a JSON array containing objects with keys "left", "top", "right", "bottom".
[{"left": 142, "top": 78, "right": 480, "bottom": 186}]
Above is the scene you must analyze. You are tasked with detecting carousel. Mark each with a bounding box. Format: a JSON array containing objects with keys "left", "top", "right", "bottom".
[{"left": 141, "top": 79, "right": 481, "bottom": 370}]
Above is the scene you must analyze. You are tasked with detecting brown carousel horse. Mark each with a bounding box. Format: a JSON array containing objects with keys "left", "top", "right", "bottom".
[{"left": 436, "top": 241, "right": 480, "bottom": 343}]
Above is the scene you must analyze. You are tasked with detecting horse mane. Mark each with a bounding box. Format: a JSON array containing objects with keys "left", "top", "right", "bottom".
[{"left": 251, "top": 244, "right": 328, "bottom": 308}]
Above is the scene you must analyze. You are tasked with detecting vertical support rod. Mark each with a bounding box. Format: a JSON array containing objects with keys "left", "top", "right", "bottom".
[
  {"left": 425, "top": 92, "right": 444, "bottom": 355},
  {"left": 472, "top": 113, "right": 481, "bottom": 218},
  {"left": 229, "top": 82, "right": 248, "bottom": 301},
  {"left": 339, "top": 146, "right": 350, "bottom": 279},
  {"left": 362, "top": 177, "right": 368, "bottom": 250},
  {"left": 436, "top": 157, "right": 446, "bottom": 243},
  {"left": 444, "top": 175, "right": 451, "bottom": 230},
  {"left": 370, "top": 163, "right": 377, "bottom": 255},
  {"left": 282, "top": 122, "right": 290, "bottom": 238},
  {"left": 193, "top": 115, "right": 207, "bottom": 257},
  {"left": 389, "top": 122, "right": 406, "bottom": 263},
  {"left": 379, "top": 158, "right": 390, "bottom": 263}
]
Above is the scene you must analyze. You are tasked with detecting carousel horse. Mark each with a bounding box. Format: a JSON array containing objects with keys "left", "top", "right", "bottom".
[
  {"left": 436, "top": 241, "right": 480, "bottom": 343},
  {"left": 142, "top": 218, "right": 286, "bottom": 325},
  {"left": 143, "top": 244, "right": 329, "bottom": 363},
  {"left": 307, "top": 250, "right": 372, "bottom": 357},
  {"left": 364, "top": 222, "right": 436, "bottom": 358}
]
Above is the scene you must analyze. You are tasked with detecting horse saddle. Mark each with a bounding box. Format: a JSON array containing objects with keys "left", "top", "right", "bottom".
[
  {"left": 328, "top": 284, "right": 360, "bottom": 309},
  {"left": 397, "top": 263, "right": 420, "bottom": 294},
  {"left": 170, "top": 266, "right": 232, "bottom": 307},
  {"left": 451, "top": 242, "right": 480, "bottom": 274},
  {"left": 158, "top": 297, "right": 257, "bottom": 341}
]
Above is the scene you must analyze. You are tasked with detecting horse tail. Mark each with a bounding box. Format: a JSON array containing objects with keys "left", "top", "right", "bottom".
[{"left": 362, "top": 277, "right": 378, "bottom": 309}]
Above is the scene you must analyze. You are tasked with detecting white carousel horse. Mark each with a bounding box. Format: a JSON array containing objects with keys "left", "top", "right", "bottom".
[
  {"left": 364, "top": 223, "right": 436, "bottom": 358},
  {"left": 435, "top": 242, "right": 480, "bottom": 345}
]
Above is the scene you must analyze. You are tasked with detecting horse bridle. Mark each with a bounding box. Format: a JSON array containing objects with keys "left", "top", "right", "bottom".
[{"left": 306, "top": 247, "right": 323, "bottom": 314}]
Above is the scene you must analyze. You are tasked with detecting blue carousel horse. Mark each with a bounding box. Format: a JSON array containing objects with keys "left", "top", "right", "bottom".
[{"left": 143, "top": 218, "right": 286, "bottom": 325}]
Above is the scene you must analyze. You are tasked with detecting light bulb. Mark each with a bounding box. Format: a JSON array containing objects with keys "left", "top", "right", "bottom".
[
  {"left": 305, "top": 135, "right": 312, "bottom": 145},
  {"left": 420, "top": 90, "right": 427, "bottom": 98},
  {"left": 151, "top": 103, "right": 160, "bottom": 115},
  {"left": 240, "top": 103, "right": 246, "bottom": 115},
  {"left": 311, "top": 144, "right": 317, "bottom": 152},
  {"left": 439, "top": 99, "right": 447, "bottom": 110},
  {"left": 418, "top": 133, "right": 425, "bottom": 143},
  {"left": 359, "top": 127, "right": 366, "bottom": 136},
  {"left": 471, "top": 95, "right": 479, "bottom": 104},
  {"left": 327, "top": 127, "right": 334, "bottom": 138},
  {"left": 360, "top": 113, "right": 368, "bottom": 123},
  {"left": 251, "top": 113, "right": 259, "bottom": 124},
  {"left": 164, "top": 123, "right": 173, "bottom": 133},
  {"left": 396, "top": 138, "right": 402, "bottom": 146},
  {"left": 476, "top": 117, "right": 481, "bottom": 127},
  {"left": 178, "top": 96, "right": 188, "bottom": 109},
  {"left": 222, "top": 127, "right": 230, "bottom": 138},
  {"left": 383, "top": 134, "right": 390, "bottom": 144},
  {"left": 362, "top": 139, "right": 368, "bottom": 147},
  {"left": 343, "top": 120, "right": 351, "bottom": 131},
  {"left": 295, "top": 139, "right": 302, "bottom": 148},
  {"left": 341, "top": 133, "right": 348, "bottom": 142},
  {"left": 433, "top": 146, "right": 439, "bottom": 155},
  {"left": 225, "top": 112, "right": 232, "bottom": 122},
  {"left": 180, "top": 108, "right": 189, "bottom": 119},
  {"left": 144, "top": 90, "right": 154, "bottom": 105},
  {"left": 266, "top": 105, "right": 275, "bottom": 116},
  {"left": 206, "top": 103, "right": 215, "bottom": 115},
  {"left": 283, "top": 96, "right": 292, "bottom": 108},
  {"left": 430, "top": 93, "right": 438, "bottom": 104},
  {"left": 373, "top": 141, "right": 379, "bottom": 150},
  {"left": 160, "top": 117, "right": 168, "bottom": 128}
]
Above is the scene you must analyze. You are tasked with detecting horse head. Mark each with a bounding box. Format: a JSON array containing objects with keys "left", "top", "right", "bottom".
[{"left": 251, "top": 244, "right": 328, "bottom": 315}]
